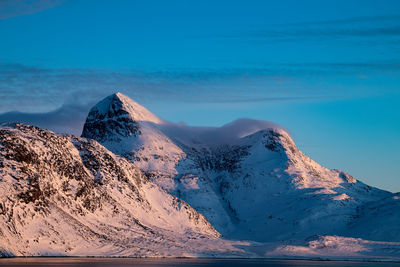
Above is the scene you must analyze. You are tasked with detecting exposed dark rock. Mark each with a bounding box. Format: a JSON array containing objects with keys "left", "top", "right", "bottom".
[{"left": 81, "top": 94, "right": 140, "bottom": 142}]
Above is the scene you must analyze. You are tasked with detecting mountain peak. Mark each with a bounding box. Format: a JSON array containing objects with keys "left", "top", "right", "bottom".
[
  {"left": 93, "top": 92, "right": 162, "bottom": 123},
  {"left": 81, "top": 92, "right": 163, "bottom": 142}
]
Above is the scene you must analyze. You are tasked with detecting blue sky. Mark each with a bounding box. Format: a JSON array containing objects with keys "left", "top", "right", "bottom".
[{"left": 0, "top": 0, "right": 399, "bottom": 191}]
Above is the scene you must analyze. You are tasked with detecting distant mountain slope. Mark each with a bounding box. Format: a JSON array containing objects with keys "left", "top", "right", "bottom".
[
  {"left": 0, "top": 123, "right": 223, "bottom": 256},
  {"left": 82, "top": 92, "right": 400, "bottom": 242}
]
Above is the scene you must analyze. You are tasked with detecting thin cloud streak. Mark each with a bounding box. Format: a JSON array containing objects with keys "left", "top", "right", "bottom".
[
  {"left": 1, "top": 61, "right": 399, "bottom": 113},
  {"left": 216, "top": 14, "right": 400, "bottom": 42},
  {"left": 220, "top": 26, "right": 400, "bottom": 42},
  {"left": 0, "top": 0, "right": 65, "bottom": 20},
  {"left": 197, "top": 96, "right": 323, "bottom": 104},
  {"left": 271, "top": 14, "right": 400, "bottom": 27}
]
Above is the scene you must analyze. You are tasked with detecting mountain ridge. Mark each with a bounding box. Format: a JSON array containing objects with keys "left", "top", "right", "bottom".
[
  {"left": 0, "top": 123, "right": 226, "bottom": 256},
  {"left": 0, "top": 92, "right": 399, "bottom": 259},
  {"left": 80, "top": 92, "right": 398, "bottom": 243}
]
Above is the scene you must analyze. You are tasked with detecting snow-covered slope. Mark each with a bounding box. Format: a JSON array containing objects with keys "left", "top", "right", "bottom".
[
  {"left": 200, "top": 128, "right": 394, "bottom": 241},
  {"left": 1, "top": 92, "right": 399, "bottom": 259},
  {"left": 82, "top": 92, "right": 184, "bottom": 189},
  {"left": 82, "top": 92, "right": 400, "bottom": 244},
  {"left": 0, "top": 123, "right": 224, "bottom": 256}
]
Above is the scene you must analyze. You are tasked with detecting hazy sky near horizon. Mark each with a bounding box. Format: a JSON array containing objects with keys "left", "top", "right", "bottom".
[{"left": 0, "top": 0, "right": 399, "bottom": 192}]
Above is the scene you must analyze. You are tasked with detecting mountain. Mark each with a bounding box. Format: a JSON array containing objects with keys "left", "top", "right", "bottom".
[
  {"left": 1, "top": 92, "right": 399, "bottom": 259},
  {"left": 82, "top": 92, "right": 183, "bottom": 179},
  {"left": 82, "top": 92, "right": 400, "bottom": 243},
  {"left": 0, "top": 123, "right": 232, "bottom": 257}
]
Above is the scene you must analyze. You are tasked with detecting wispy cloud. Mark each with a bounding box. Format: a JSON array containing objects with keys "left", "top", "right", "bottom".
[
  {"left": 273, "top": 14, "right": 400, "bottom": 27},
  {"left": 202, "top": 96, "right": 321, "bottom": 104},
  {"left": 249, "top": 27, "right": 400, "bottom": 39},
  {"left": 218, "top": 14, "right": 400, "bottom": 42},
  {"left": 0, "top": 61, "right": 398, "bottom": 113},
  {"left": 0, "top": 63, "right": 302, "bottom": 111},
  {"left": 0, "top": 103, "right": 88, "bottom": 135},
  {"left": 0, "top": 0, "right": 64, "bottom": 20}
]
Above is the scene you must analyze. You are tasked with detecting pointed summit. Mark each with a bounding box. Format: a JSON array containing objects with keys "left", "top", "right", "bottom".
[
  {"left": 113, "top": 92, "right": 162, "bottom": 123},
  {"left": 92, "top": 92, "right": 162, "bottom": 124},
  {"left": 81, "top": 92, "right": 163, "bottom": 142}
]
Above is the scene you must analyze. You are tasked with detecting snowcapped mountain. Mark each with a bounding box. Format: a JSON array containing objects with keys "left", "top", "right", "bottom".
[
  {"left": 0, "top": 91, "right": 399, "bottom": 259},
  {"left": 0, "top": 123, "right": 226, "bottom": 256},
  {"left": 82, "top": 92, "right": 400, "bottom": 243},
  {"left": 82, "top": 92, "right": 183, "bottom": 182}
]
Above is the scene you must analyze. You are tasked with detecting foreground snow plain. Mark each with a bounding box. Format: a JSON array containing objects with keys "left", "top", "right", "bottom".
[{"left": 0, "top": 92, "right": 399, "bottom": 260}]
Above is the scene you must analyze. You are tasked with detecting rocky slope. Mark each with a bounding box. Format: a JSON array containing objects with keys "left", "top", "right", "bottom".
[{"left": 0, "top": 123, "right": 224, "bottom": 256}]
